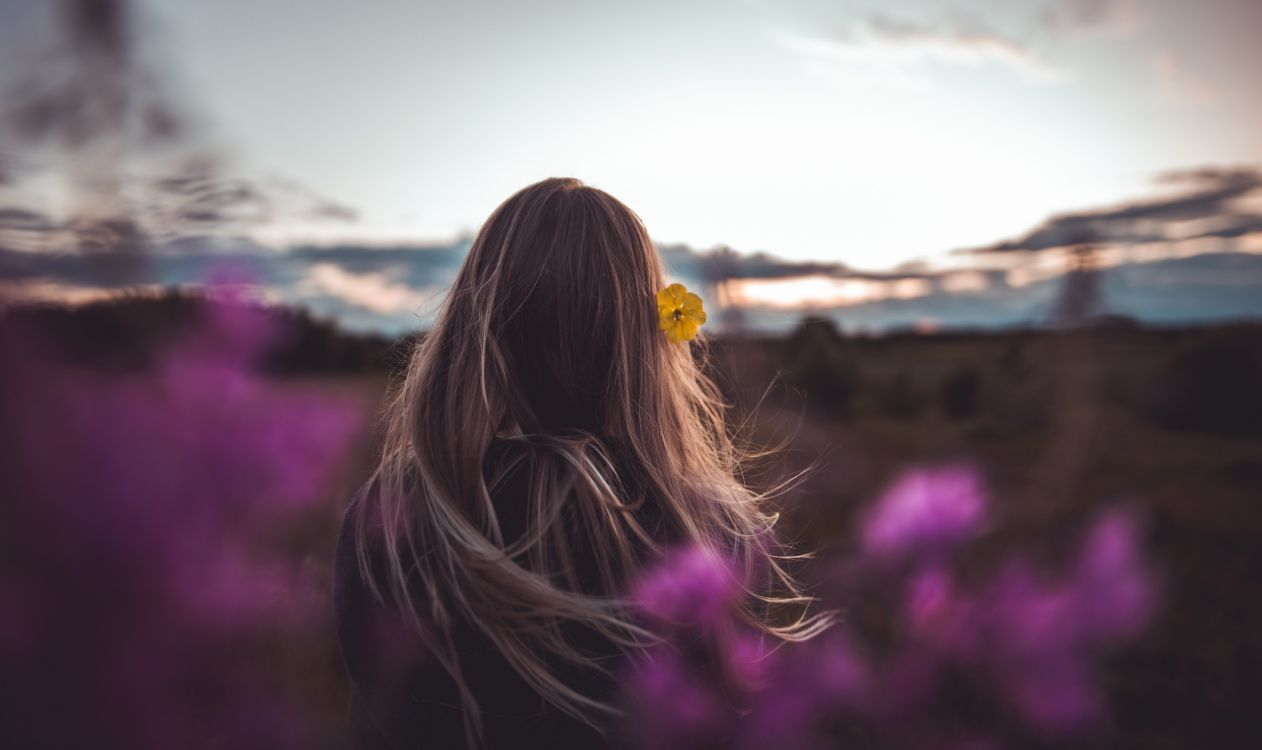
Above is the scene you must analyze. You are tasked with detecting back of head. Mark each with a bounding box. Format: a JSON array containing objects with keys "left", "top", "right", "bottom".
[
  {"left": 357, "top": 177, "right": 826, "bottom": 745},
  {"left": 451, "top": 177, "right": 664, "bottom": 435}
]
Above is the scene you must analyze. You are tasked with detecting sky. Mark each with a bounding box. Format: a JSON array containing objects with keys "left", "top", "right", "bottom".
[
  {"left": 139, "top": 0, "right": 1262, "bottom": 267},
  {"left": 1, "top": 0, "right": 1260, "bottom": 332}
]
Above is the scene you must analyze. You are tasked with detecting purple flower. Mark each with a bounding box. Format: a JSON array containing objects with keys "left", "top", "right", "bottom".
[
  {"left": 862, "top": 466, "right": 988, "bottom": 561},
  {"left": 0, "top": 292, "right": 364, "bottom": 749},
  {"left": 904, "top": 564, "right": 981, "bottom": 661},
  {"left": 632, "top": 545, "right": 741, "bottom": 629},
  {"left": 1069, "top": 510, "right": 1156, "bottom": 639},
  {"left": 978, "top": 511, "right": 1152, "bottom": 732},
  {"left": 624, "top": 647, "right": 730, "bottom": 750},
  {"left": 738, "top": 634, "right": 869, "bottom": 750}
]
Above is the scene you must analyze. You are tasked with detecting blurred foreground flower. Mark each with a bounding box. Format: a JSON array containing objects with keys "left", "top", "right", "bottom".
[
  {"left": 862, "top": 466, "right": 987, "bottom": 561},
  {"left": 633, "top": 545, "right": 740, "bottom": 630},
  {"left": 0, "top": 287, "right": 364, "bottom": 749},
  {"left": 622, "top": 466, "right": 1157, "bottom": 750}
]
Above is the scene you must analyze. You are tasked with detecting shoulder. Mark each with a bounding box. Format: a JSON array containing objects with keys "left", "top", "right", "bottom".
[
  {"left": 332, "top": 482, "right": 469, "bottom": 746},
  {"left": 332, "top": 482, "right": 373, "bottom": 618},
  {"left": 332, "top": 480, "right": 417, "bottom": 683},
  {"left": 331, "top": 482, "right": 380, "bottom": 669}
]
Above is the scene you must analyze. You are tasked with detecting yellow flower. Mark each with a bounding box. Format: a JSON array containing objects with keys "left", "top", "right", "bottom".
[{"left": 656, "top": 283, "right": 707, "bottom": 343}]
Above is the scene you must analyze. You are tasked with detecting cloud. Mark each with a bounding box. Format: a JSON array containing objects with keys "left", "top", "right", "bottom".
[
  {"left": 5, "top": 234, "right": 1262, "bottom": 334},
  {"left": 660, "top": 243, "right": 951, "bottom": 287},
  {"left": 1038, "top": 0, "right": 1143, "bottom": 36},
  {"left": 145, "top": 173, "right": 359, "bottom": 240},
  {"left": 3, "top": 234, "right": 936, "bottom": 332},
  {"left": 0, "top": 207, "right": 60, "bottom": 233},
  {"left": 726, "top": 252, "right": 1262, "bottom": 332},
  {"left": 774, "top": 12, "right": 1059, "bottom": 80},
  {"left": 262, "top": 177, "right": 361, "bottom": 223},
  {"left": 0, "top": 235, "right": 466, "bottom": 334},
  {"left": 0, "top": 277, "right": 128, "bottom": 306},
  {"left": 0, "top": 167, "right": 360, "bottom": 255},
  {"left": 660, "top": 244, "right": 847, "bottom": 281},
  {"left": 960, "top": 165, "right": 1262, "bottom": 253},
  {"left": 295, "top": 263, "right": 435, "bottom": 316},
  {"left": 6, "top": 167, "right": 1262, "bottom": 335}
]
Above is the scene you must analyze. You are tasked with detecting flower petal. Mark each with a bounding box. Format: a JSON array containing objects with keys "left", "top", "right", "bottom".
[
  {"left": 666, "top": 283, "right": 687, "bottom": 306},
  {"left": 682, "top": 292, "right": 704, "bottom": 315}
]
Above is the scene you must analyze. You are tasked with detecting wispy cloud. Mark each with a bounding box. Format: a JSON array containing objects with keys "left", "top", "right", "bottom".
[
  {"left": 0, "top": 207, "right": 59, "bottom": 233},
  {"left": 294, "top": 262, "right": 435, "bottom": 316},
  {"left": 0, "top": 236, "right": 465, "bottom": 334},
  {"left": 773, "top": 12, "right": 1061, "bottom": 81},
  {"left": 960, "top": 165, "right": 1262, "bottom": 254},
  {"left": 5, "top": 228, "right": 1262, "bottom": 333},
  {"left": 0, "top": 172, "right": 358, "bottom": 255},
  {"left": 1037, "top": 0, "right": 1143, "bottom": 36}
]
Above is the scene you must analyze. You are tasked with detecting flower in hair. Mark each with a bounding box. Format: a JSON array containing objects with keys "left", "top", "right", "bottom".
[{"left": 657, "top": 283, "right": 706, "bottom": 343}]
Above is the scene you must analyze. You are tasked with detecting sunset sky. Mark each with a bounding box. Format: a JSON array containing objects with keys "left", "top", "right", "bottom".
[
  {"left": 145, "top": 0, "right": 1262, "bottom": 267},
  {"left": 1, "top": 0, "right": 1260, "bottom": 331}
]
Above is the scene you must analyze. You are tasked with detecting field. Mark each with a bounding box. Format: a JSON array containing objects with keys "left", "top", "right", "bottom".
[{"left": 2, "top": 294, "right": 1260, "bottom": 749}]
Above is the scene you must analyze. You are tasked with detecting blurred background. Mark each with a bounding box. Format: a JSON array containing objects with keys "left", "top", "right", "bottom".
[{"left": 0, "top": 0, "right": 1259, "bottom": 748}]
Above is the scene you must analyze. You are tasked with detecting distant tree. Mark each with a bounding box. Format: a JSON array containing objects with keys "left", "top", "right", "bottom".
[{"left": 0, "top": 288, "right": 397, "bottom": 376}]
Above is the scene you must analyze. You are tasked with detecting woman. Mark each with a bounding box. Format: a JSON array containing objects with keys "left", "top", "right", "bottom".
[{"left": 333, "top": 177, "right": 827, "bottom": 749}]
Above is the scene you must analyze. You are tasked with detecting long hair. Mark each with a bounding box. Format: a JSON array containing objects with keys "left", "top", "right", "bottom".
[{"left": 355, "top": 177, "right": 829, "bottom": 744}]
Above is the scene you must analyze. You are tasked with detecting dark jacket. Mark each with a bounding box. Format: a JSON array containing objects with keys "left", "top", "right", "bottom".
[{"left": 332, "top": 441, "right": 656, "bottom": 749}]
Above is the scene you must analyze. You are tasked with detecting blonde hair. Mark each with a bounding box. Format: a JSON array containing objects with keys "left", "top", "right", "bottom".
[{"left": 355, "top": 177, "right": 828, "bottom": 745}]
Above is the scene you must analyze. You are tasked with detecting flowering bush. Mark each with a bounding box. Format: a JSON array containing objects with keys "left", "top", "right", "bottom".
[
  {"left": 0, "top": 287, "right": 365, "bottom": 749},
  {"left": 623, "top": 467, "right": 1157, "bottom": 750}
]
